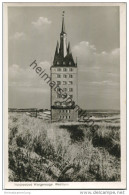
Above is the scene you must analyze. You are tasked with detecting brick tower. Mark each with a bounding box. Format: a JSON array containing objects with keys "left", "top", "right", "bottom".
[{"left": 50, "top": 12, "right": 78, "bottom": 122}]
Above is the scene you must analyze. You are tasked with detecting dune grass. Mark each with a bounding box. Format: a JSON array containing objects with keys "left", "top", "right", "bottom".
[{"left": 8, "top": 112, "right": 121, "bottom": 182}]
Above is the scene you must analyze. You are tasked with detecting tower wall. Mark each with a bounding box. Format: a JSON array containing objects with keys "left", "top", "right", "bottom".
[
  {"left": 51, "top": 108, "right": 78, "bottom": 122},
  {"left": 50, "top": 13, "right": 78, "bottom": 122},
  {"left": 51, "top": 67, "right": 78, "bottom": 106},
  {"left": 51, "top": 66, "right": 78, "bottom": 122}
]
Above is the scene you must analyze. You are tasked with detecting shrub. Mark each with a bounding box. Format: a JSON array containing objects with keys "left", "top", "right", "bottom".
[
  {"left": 59, "top": 125, "right": 85, "bottom": 143},
  {"left": 16, "top": 135, "right": 26, "bottom": 147},
  {"left": 109, "top": 141, "right": 120, "bottom": 158},
  {"left": 33, "top": 135, "right": 56, "bottom": 160},
  {"left": 92, "top": 125, "right": 120, "bottom": 158}
]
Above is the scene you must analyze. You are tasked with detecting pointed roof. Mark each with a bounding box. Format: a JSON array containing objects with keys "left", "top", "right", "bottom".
[
  {"left": 53, "top": 41, "right": 59, "bottom": 63},
  {"left": 67, "top": 42, "right": 71, "bottom": 54},
  {"left": 52, "top": 12, "right": 77, "bottom": 67},
  {"left": 61, "top": 11, "right": 66, "bottom": 34}
]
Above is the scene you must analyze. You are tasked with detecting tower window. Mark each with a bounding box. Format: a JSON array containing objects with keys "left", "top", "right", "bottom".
[
  {"left": 69, "top": 88, "right": 73, "bottom": 92},
  {"left": 68, "top": 81, "right": 73, "bottom": 85},
  {"left": 57, "top": 94, "right": 61, "bottom": 98},
  {"left": 63, "top": 88, "right": 67, "bottom": 92},
  {"left": 63, "top": 68, "right": 67, "bottom": 71},
  {"left": 62, "top": 102, "right": 66, "bottom": 106},
  {"left": 57, "top": 81, "right": 61, "bottom": 85},
  {"left": 69, "top": 68, "right": 73, "bottom": 71},
  {"left": 55, "top": 101, "right": 61, "bottom": 106},
  {"left": 63, "top": 74, "right": 67, "bottom": 78},
  {"left": 57, "top": 74, "right": 61, "bottom": 78},
  {"left": 69, "top": 74, "right": 73, "bottom": 78},
  {"left": 63, "top": 81, "right": 67, "bottom": 85}
]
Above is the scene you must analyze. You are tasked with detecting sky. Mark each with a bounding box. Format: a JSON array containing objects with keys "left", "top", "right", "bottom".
[{"left": 8, "top": 6, "right": 120, "bottom": 110}]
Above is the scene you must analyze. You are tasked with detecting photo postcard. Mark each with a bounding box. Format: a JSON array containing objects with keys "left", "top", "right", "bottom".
[{"left": 3, "top": 2, "right": 126, "bottom": 189}]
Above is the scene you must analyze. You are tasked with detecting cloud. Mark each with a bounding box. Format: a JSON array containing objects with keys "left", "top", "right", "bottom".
[
  {"left": 72, "top": 41, "right": 120, "bottom": 109},
  {"left": 72, "top": 41, "right": 120, "bottom": 81},
  {"left": 9, "top": 61, "right": 51, "bottom": 108},
  {"left": 111, "top": 48, "right": 120, "bottom": 55},
  {"left": 32, "top": 17, "right": 52, "bottom": 31},
  {"left": 10, "top": 32, "right": 26, "bottom": 40},
  {"left": 90, "top": 80, "right": 119, "bottom": 86},
  {"left": 72, "top": 41, "right": 120, "bottom": 71},
  {"left": 8, "top": 61, "right": 51, "bottom": 89}
]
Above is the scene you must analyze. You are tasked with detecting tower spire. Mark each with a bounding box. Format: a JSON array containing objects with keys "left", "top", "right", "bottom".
[
  {"left": 59, "top": 11, "right": 67, "bottom": 57},
  {"left": 61, "top": 11, "right": 65, "bottom": 33}
]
